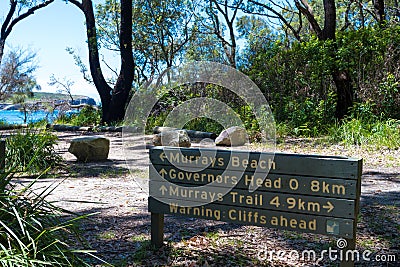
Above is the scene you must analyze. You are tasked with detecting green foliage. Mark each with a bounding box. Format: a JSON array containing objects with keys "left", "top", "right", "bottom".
[
  {"left": 145, "top": 83, "right": 265, "bottom": 140},
  {"left": 183, "top": 118, "right": 223, "bottom": 135},
  {"left": 0, "top": 167, "right": 93, "bottom": 266},
  {"left": 28, "top": 118, "right": 49, "bottom": 128},
  {"left": 55, "top": 106, "right": 101, "bottom": 126},
  {"left": 244, "top": 24, "right": 400, "bottom": 137},
  {"left": 0, "top": 48, "right": 39, "bottom": 101},
  {"left": 328, "top": 101, "right": 400, "bottom": 148},
  {"left": 96, "top": 0, "right": 196, "bottom": 85},
  {"left": 6, "top": 129, "right": 62, "bottom": 174},
  {"left": 335, "top": 26, "right": 400, "bottom": 119},
  {"left": 329, "top": 118, "right": 400, "bottom": 149}
]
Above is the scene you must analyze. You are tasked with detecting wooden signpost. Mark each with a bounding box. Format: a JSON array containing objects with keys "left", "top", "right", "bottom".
[{"left": 149, "top": 147, "right": 362, "bottom": 266}]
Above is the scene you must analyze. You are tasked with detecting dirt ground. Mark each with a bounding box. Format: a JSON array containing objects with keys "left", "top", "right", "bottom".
[{"left": 22, "top": 131, "right": 399, "bottom": 266}]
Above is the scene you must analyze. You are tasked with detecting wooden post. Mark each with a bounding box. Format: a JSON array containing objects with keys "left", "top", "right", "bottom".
[
  {"left": 0, "top": 140, "right": 5, "bottom": 171},
  {"left": 339, "top": 238, "right": 356, "bottom": 267},
  {"left": 151, "top": 212, "right": 164, "bottom": 248}
]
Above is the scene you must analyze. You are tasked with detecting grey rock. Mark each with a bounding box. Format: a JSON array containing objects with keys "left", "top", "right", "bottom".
[
  {"left": 153, "top": 126, "right": 178, "bottom": 134},
  {"left": 152, "top": 130, "right": 191, "bottom": 147},
  {"left": 68, "top": 136, "right": 110, "bottom": 162},
  {"left": 215, "top": 126, "right": 248, "bottom": 146},
  {"left": 153, "top": 126, "right": 217, "bottom": 140}
]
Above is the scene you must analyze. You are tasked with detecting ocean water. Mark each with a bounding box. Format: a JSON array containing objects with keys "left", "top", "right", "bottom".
[{"left": 0, "top": 110, "right": 59, "bottom": 125}]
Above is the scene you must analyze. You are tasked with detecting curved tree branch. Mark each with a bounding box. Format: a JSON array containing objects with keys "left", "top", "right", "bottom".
[
  {"left": 4, "top": 0, "right": 54, "bottom": 39},
  {"left": 294, "top": 0, "right": 322, "bottom": 38},
  {"left": 247, "top": 0, "right": 302, "bottom": 41}
]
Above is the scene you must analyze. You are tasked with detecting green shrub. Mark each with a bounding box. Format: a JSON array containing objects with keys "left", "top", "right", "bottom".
[
  {"left": 329, "top": 118, "right": 400, "bottom": 149},
  {"left": 183, "top": 118, "right": 224, "bottom": 134},
  {"left": 0, "top": 169, "right": 94, "bottom": 266},
  {"left": 28, "top": 118, "right": 49, "bottom": 128},
  {"left": 245, "top": 25, "right": 400, "bottom": 132},
  {"left": 55, "top": 106, "right": 101, "bottom": 126},
  {"left": 6, "top": 129, "right": 62, "bottom": 175}
]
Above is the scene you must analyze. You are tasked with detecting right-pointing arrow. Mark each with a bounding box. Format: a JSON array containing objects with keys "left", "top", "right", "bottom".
[{"left": 323, "top": 201, "right": 334, "bottom": 213}]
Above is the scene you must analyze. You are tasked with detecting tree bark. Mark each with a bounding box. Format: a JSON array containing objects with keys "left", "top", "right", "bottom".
[
  {"left": 333, "top": 70, "right": 353, "bottom": 120},
  {"left": 321, "top": 0, "right": 336, "bottom": 41},
  {"left": 70, "top": 0, "right": 133, "bottom": 124},
  {"left": 0, "top": 39, "right": 5, "bottom": 65},
  {"left": 79, "top": 0, "right": 112, "bottom": 122},
  {"left": 0, "top": 0, "right": 54, "bottom": 65},
  {"left": 296, "top": 0, "right": 353, "bottom": 120},
  {"left": 322, "top": 0, "right": 353, "bottom": 120},
  {"left": 373, "top": 0, "right": 385, "bottom": 24},
  {"left": 105, "top": 0, "right": 134, "bottom": 122}
]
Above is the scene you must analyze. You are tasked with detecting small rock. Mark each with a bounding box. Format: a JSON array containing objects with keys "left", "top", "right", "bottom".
[
  {"left": 152, "top": 130, "right": 191, "bottom": 147},
  {"left": 68, "top": 136, "right": 110, "bottom": 162},
  {"left": 215, "top": 126, "right": 248, "bottom": 146},
  {"left": 153, "top": 126, "right": 179, "bottom": 134}
]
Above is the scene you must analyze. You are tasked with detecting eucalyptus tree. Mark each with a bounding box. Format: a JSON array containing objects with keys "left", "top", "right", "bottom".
[
  {"left": 67, "top": 0, "right": 134, "bottom": 123},
  {"left": 195, "top": 0, "right": 244, "bottom": 68},
  {"left": 236, "top": 15, "right": 277, "bottom": 67},
  {"left": 0, "top": 0, "right": 54, "bottom": 65},
  {"left": 96, "top": 0, "right": 196, "bottom": 84},
  {"left": 0, "top": 48, "right": 39, "bottom": 101},
  {"left": 240, "top": 0, "right": 352, "bottom": 119}
]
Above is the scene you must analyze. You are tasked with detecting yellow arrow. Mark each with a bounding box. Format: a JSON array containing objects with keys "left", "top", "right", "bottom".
[
  {"left": 159, "top": 168, "right": 167, "bottom": 178},
  {"left": 159, "top": 152, "right": 166, "bottom": 161},
  {"left": 159, "top": 185, "right": 167, "bottom": 195},
  {"left": 322, "top": 201, "right": 334, "bottom": 213}
]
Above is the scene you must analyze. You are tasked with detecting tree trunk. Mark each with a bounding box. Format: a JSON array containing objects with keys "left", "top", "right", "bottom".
[
  {"left": 104, "top": 0, "right": 134, "bottom": 122},
  {"left": 80, "top": 0, "right": 112, "bottom": 123},
  {"left": 0, "top": 39, "right": 5, "bottom": 65},
  {"left": 73, "top": 0, "right": 133, "bottom": 124},
  {"left": 373, "top": 0, "right": 385, "bottom": 24},
  {"left": 333, "top": 70, "right": 353, "bottom": 120},
  {"left": 321, "top": 0, "right": 353, "bottom": 120},
  {"left": 321, "top": 0, "right": 336, "bottom": 40}
]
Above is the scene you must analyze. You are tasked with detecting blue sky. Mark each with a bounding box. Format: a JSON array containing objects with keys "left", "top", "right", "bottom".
[{"left": 0, "top": 0, "right": 119, "bottom": 103}]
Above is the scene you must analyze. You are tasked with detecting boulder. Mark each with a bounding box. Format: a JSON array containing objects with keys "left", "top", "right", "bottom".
[
  {"left": 68, "top": 136, "right": 110, "bottom": 162},
  {"left": 215, "top": 126, "right": 248, "bottom": 146},
  {"left": 153, "top": 126, "right": 217, "bottom": 140},
  {"left": 152, "top": 130, "right": 191, "bottom": 147}
]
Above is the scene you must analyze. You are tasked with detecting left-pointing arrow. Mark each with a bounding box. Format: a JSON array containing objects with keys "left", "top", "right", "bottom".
[
  {"left": 159, "top": 152, "right": 166, "bottom": 161},
  {"left": 159, "top": 185, "right": 167, "bottom": 195},
  {"left": 322, "top": 201, "right": 334, "bottom": 213}
]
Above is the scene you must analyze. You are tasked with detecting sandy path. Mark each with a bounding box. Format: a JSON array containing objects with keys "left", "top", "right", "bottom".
[{"left": 19, "top": 131, "right": 399, "bottom": 266}]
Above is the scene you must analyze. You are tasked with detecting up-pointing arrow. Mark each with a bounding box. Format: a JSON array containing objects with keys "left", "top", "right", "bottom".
[
  {"left": 159, "top": 168, "right": 167, "bottom": 178},
  {"left": 159, "top": 152, "right": 166, "bottom": 162},
  {"left": 159, "top": 185, "right": 167, "bottom": 195},
  {"left": 322, "top": 201, "right": 334, "bottom": 213}
]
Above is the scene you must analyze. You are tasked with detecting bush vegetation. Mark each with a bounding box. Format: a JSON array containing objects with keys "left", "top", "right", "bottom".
[
  {"left": 145, "top": 25, "right": 400, "bottom": 149},
  {"left": 0, "top": 130, "right": 98, "bottom": 265},
  {"left": 54, "top": 106, "right": 101, "bottom": 127},
  {"left": 243, "top": 25, "right": 399, "bottom": 140},
  {"left": 5, "top": 129, "right": 62, "bottom": 175},
  {"left": 0, "top": 169, "right": 93, "bottom": 266}
]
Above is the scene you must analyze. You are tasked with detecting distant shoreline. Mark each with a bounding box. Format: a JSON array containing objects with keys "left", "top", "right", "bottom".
[{"left": 0, "top": 110, "right": 74, "bottom": 125}]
